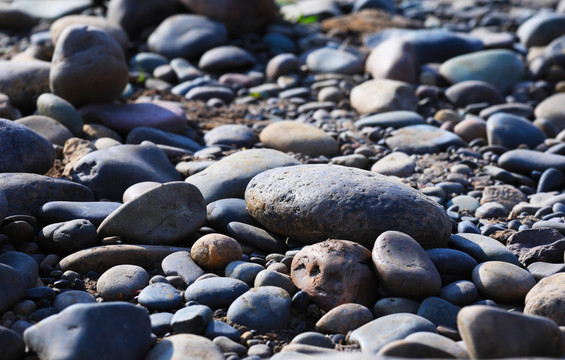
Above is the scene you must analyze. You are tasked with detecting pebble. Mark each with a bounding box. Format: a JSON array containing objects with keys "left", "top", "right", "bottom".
[
  {"left": 439, "top": 280, "right": 479, "bottom": 306},
  {"left": 458, "top": 305, "right": 562, "bottom": 358},
  {"left": 191, "top": 233, "right": 242, "bottom": 270},
  {"left": 372, "top": 297, "right": 420, "bottom": 317},
  {"left": 354, "top": 110, "right": 425, "bottom": 129},
  {"left": 15, "top": 115, "right": 73, "bottom": 146},
  {"left": 0, "top": 264, "right": 26, "bottom": 313},
  {"left": 126, "top": 127, "right": 202, "bottom": 152},
  {"left": 161, "top": 251, "right": 205, "bottom": 287},
  {"left": 246, "top": 164, "right": 451, "bottom": 248},
  {"left": 52, "top": 290, "right": 96, "bottom": 311},
  {"left": 227, "top": 286, "right": 291, "bottom": 332},
  {"left": 527, "top": 262, "right": 565, "bottom": 281},
  {"left": 96, "top": 264, "right": 150, "bottom": 301},
  {"left": 524, "top": 272, "right": 565, "bottom": 325},
  {"left": 23, "top": 302, "right": 151, "bottom": 360},
  {"left": 372, "top": 231, "right": 441, "bottom": 299},
  {"left": 371, "top": 151, "right": 415, "bottom": 177},
  {"left": 487, "top": 113, "right": 546, "bottom": 150},
  {"left": 199, "top": 46, "right": 256, "bottom": 72},
  {"left": 204, "top": 320, "right": 240, "bottom": 341},
  {"left": 254, "top": 269, "right": 296, "bottom": 296},
  {"left": 0, "top": 59, "right": 50, "bottom": 113},
  {"left": 306, "top": 48, "right": 363, "bottom": 75},
  {"left": 184, "top": 277, "right": 249, "bottom": 309},
  {"left": 150, "top": 312, "right": 173, "bottom": 337},
  {"left": 0, "top": 251, "right": 38, "bottom": 288},
  {"left": 517, "top": 13, "right": 565, "bottom": 48},
  {"left": 0, "top": 326, "right": 25, "bottom": 360},
  {"left": 507, "top": 228, "right": 565, "bottom": 266},
  {"left": 143, "top": 334, "right": 225, "bottom": 360},
  {"left": 260, "top": 120, "right": 339, "bottom": 157},
  {"left": 290, "top": 239, "right": 377, "bottom": 311},
  {"left": 350, "top": 79, "right": 418, "bottom": 115},
  {"left": 206, "top": 198, "right": 260, "bottom": 233},
  {"left": 445, "top": 80, "right": 503, "bottom": 108},
  {"left": 266, "top": 53, "right": 299, "bottom": 79},
  {"left": 376, "top": 339, "right": 456, "bottom": 358},
  {"left": 227, "top": 221, "right": 288, "bottom": 254},
  {"left": 204, "top": 124, "right": 255, "bottom": 148},
  {"left": 416, "top": 296, "right": 460, "bottom": 329},
  {"left": 225, "top": 261, "right": 265, "bottom": 286},
  {"left": 38, "top": 219, "right": 98, "bottom": 255},
  {"left": 385, "top": 124, "right": 467, "bottom": 154},
  {"left": 365, "top": 38, "right": 416, "bottom": 83},
  {"left": 449, "top": 233, "right": 522, "bottom": 266},
  {"left": 138, "top": 282, "right": 184, "bottom": 311},
  {"left": 98, "top": 182, "right": 205, "bottom": 245},
  {"left": 315, "top": 303, "right": 373, "bottom": 335},
  {"left": 472, "top": 261, "right": 536, "bottom": 303},
  {"left": 404, "top": 332, "right": 468, "bottom": 359},
  {"left": 171, "top": 304, "right": 213, "bottom": 334}
]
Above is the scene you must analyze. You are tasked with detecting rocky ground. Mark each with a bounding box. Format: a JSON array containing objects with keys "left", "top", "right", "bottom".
[{"left": 3, "top": 0, "right": 565, "bottom": 359}]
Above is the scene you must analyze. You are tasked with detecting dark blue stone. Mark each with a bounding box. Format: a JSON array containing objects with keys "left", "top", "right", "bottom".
[
  {"left": 0, "top": 251, "right": 38, "bottom": 288},
  {"left": 0, "top": 326, "right": 25, "bottom": 360},
  {"left": 204, "top": 320, "right": 240, "bottom": 341},
  {"left": 40, "top": 201, "right": 122, "bottom": 227},
  {"left": 538, "top": 168, "right": 564, "bottom": 193},
  {"left": 25, "top": 286, "right": 56, "bottom": 301},
  {"left": 457, "top": 220, "right": 481, "bottom": 234},
  {"left": 426, "top": 248, "right": 478, "bottom": 285},
  {"left": 207, "top": 198, "right": 261, "bottom": 233},
  {"left": 487, "top": 113, "right": 546, "bottom": 150},
  {"left": 227, "top": 221, "right": 288, "bottom": 254},
  {"left": 416, "top": 297, "right": 460, "bottom": 329},
  {"left": 171, "top": 304, "right": 213, "bottom": 335},
  {"left": 149, "top": 312, "right": 173, "bottom": 336},
  {"left": 138, "top": 283, "right": 184, "bottom": 311},
  {"left": 184, "top": 277, "right": 249, "bottom": 309},
  {"left": 224, "top": 261, "right": 264, "bottom": 286}
]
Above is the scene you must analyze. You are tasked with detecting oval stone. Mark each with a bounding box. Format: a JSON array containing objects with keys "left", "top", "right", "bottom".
[
  {"left": 315, "top": 303, "right": 373, "bottom": 335},
  {"left": 259, "top": 121, "right": 339, "bottom": 157},
  {"left": 487, "top": 113, "right": 546, "bottom": 150},
  {"left": 0, "top": 59, "right": 50, "bottom": 113},
  {"left": 191, "top": 233, "right": 242, "bottom": 270},
  {"left": 97, "top": 264, "right": 150, "bottom": 301},
  {"left": 245, "top": 164, "right": 451, "bottom": 248},
  {"left": 184, "top": 277, "right": 249, "bottom": 309},
  {"left": 15, "top": 115, "right": 73, "bottom": 146},
  {"left": 472, "top": 261, "right": 536, "bottom": 303},
  {"left": 524, "top": 273, "right": 565, "bottom": 325},
  {"left": 350, "top": 79, "right": 418, "bottom": 115}
]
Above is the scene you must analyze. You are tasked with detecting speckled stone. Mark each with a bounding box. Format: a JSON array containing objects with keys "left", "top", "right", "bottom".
[{"left": 525, "top": 273, "right": 565, "bottom": 325}]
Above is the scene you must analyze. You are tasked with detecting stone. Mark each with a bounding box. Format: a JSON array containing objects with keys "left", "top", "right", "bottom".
[
  {"left": 23, "top": 302, "right": 151, "bottom": 360},
  {"left": 0, "top": 118, "right": 55, "bottom": 174},
  {"left": 371, "top": 152, "right": 415, "bottom": 177},
  {"left": 171, "top": 305, "right": 213, "bottom": 334},
  {"left": 472, "top": 261, "right": 536, "bottom": 303},
  {"left": 416, "top": 297, "right": 460, "bottom": 329},
  {"left": 445, "top": 80, "right": 504, "bottom": 108},
  {"left": 186, "top": 148, "right": 299, "bottom": 204},
  {"left": 50, "top": 25, "right": 128, "bottom": 108},
  {"left": 106, "top": 0, "right": 180, "bottom": 37},
  {"left": 204, "top": 124, "right": 255, "bottom": 148},
  {"left": 145, "top": 334, "right": 224, "bottom": 360},
  {"left": 38, "top": 219, "right": 98, "bottom": 255},
  {"left": 0, "top": 60, "right": 50, "bottom": 113},
  {"left": 439, "top": 280, "right": 478, "bottom": 306},
  {"left": 50, "top": 15, "right": 128, "bottom": 50},
  {"left": 198, "top": 46, "right": 255, "bottom": 72},
  {"left": 315, "top": 303, "right": 373, "bottom": 335},
  {"left": 446, "top": 195, "right": 480, "bottom": 213},
  {"left": 11, "top": 0, "right": 91, "bottom": 20},
  {"left": 354, "top": 111, "right": 425, "bottom": 129},
  {"left": 306, "top": 48, "right": 363, "bottom": 75},
  {"left": 179, "top": 0, "right": 277, "bottom": 36},
  {"left": 290, "top": 240, "right": 377, "bottom": 311},
  {"left": 122, "top": 182, "right": 160, "bottom": 203},
  {"left": 481, "top": 185, "right": 527, "bottom": 211},
  {"left": 59, "top": 244, "right": 186, "bottom": 274},
  {"left": 227, "top": 286, "right": 291, "bottom": 332},
  {"left": 350, "top": 79, "right": 418, "bottom": 115},
  {"left": 0, "top": 173, "right": 93, "bottom": 217},
  {"left": 458, "top": 305, "right": 562, "bottom": 358},
  {"left": 246, "top": 164, "right": 451, "bottom": 248},
  {"left": 0, "top": 4, "right": 37, "bottom": 31},
  {"left": 150, "top": 312, "right": 173, "bottom": 337},
  {"left": 0, "top": 93, "right": 21, "bottom": 120},
  {"left": 365, "top": 38, "right": 416, "bottom": 83},
  {"left": 15, "top": 115, "right": 73, "bottom": 146},
  {"left": 0, "top": 190, "right": 6, "bottom": 223},
  {"left": 185, "top": 86, "right": 234, "bottom": 103},
  {"left": 40, "top": 201, "right": 121, "bottom": 227},
  {"left": 184, "top": 277, "right": 249, "bottom": 309},
  {"left": 147, "top": 14, "right": 227, "bottom": 60},
  {"left": 72, "top": 143, "right": 182, "bottom": 201},
  {"left": 290, "top": 332, "right": 334, "bottom": 349},
  {"left": 507, "top": 228, "right": 565, "bottom": 266},
  {"left": 138, "top": 283, "right": 184, "bottom": 311},
  {"left": 224, "top": 261, "right": 264, "bottom": 286},
  {"left": 538, "top": 168, "right": 564, "bottom": 193},
  {"left": 518, "top": 13, "right": 565, "bottom": 48},
  {"left": 372, "top": 297, "right": 420, "bottom": 317},
  {"left": 0, "top": 326, "right": 25, "bottom": 360},
  {"left": 260, "top": 121, "right": 339, "bottom": 157},
  {"left": 385, "top": 124, "right": 467, "bottom": 154},
  {"left": 535, "top": 93, "right": 565, "bottom": 131},
  {"left": 53, "top": 290, "right": 96, "bottom": 311},
  {"left": 161, "top": 251, "right": 205, "bottom": 286},
  {"left": 475, "top": 202, "right": 508, "bottom": 219},
  {"left": 453, "top": 117, "right": 487, "bottom": 143},
  {"left": 227, "top": 221, "right": 288, "bottom": 254},
  {"left": 404, "top": 332, "right": 468, "bottom": 359},
  {"left": 206, "top": 198, "right": 260, "bottom": 233},
  {"left": 450, "top": 233, "right": 521, "bottom": 266},
  {"left": 191, "top": 233, "right": 242, "bottom": 270},
  {"left": 80, "top": 101, "right": 187, "bottom": 135},
  {"left": 96, "top": 265, "right": 150, "bottom": 301},
  {"left": 126, "top": 127, "right": 201, "bottom": 152},
  {"left": 525, "top": 273, "right": 565, "bottom": 325},
  {"left": 36, "top": 93, "right": 83, "bottom": 136},
  {"left": 266, "top": 53, "right": 299, "bottom": 79},
  {"left": 255, "top": 269, "right": 296, "bottom": 296},
  {"left": 499, "top": 149, "right": 565, "bottom": 174},
  {"left": 487, "top": 113, "right": 545, "bottom": 150},
  {"left": 348, "top": 313, "right": 437, "bottom": 353},
  {"left": 372, "top": 231, "right": 441, "bottom": 299},
  {"left": 0, "top": 264, "right": 26, "bottom": 313},
  {"left": 376, "top": 339, "right": 456, "bottom": 358},
  {"left": 528, "top": 262, "right": 565, "bottom": 281},
  {"left": 439, "top": 49, "right": 525, "bottom": 93}
]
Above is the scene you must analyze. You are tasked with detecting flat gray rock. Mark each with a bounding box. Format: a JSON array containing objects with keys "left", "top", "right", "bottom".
[
  {"left": 449, "top": 233, "right": 521, "bottom": 266},
  {"left": 385, "top": 124, "right": 467, "bottom": 154},
  {"left": 39, "top": 201, "right": 121, "bottom": 227},
  {"left": 161, "top": 251, "right": 205, "bottom": 286},
  {"left": 498, "top": 149, "right": 565, "bottom": 174}
]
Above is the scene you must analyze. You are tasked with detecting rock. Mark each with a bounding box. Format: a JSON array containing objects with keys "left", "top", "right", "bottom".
[
  {"left": 499, "top": 149, "right": 565, "bottom": 174},
  {"left": 150, "top": 312, "right": 173, "bottom": 337},
  {"left": 50, "top": 15, "right": 128, "bottom": 50},
  {"left": 315, "top": 303, "right": 373, "bottom": 334},
  {"left": 246, "top": 164, "right": 451, "bottom": 248},
  {"left": 144, "top": 334, "right": 224, "bottom": 360},
  {"left": 525, "top": 273, "right": 565, "bottom": 325},
  {"left": 350, "top": 79, "right": 418, "bottom": 115},
  {"left": 518, "top": 13, "right": 565, "bottom": 48},
  {"left": 37, "top": 219, "right": 98, "bottom": 255},
  {"left": 59, "top": 244, "right": 187, "bottom": 274},
  {"left": 186, "top": 148, "right": 299, "bottom": 204},
  {"left": 122, "top": 182, "right": 160, "bottom": 203},
  {"left": 227, "top": 286, "right": 291, "bottom": 332},
  {"left": 480, "top": 185, "right": 527, "bottom": 211},
  {"left": 171, "top": 305, "right": 213, "bottom": 334},
  {"left": 185, "top": 86, "right": 235, "bottom": 103},
  {"left": 348, "top": 313, "right": 437, "bottom": 353},
  {"left": 372, "top": 297, "right": 420, "bottom": 317},
  {"left": 126, "top": 127, "right": 201, "bottom": 152},
  {"left": 290, "top": 332, "right": 334, "bottom": 349},
  {"left": 0, "top": 173, "right": 94, "bottom": 217},
  {"left": 80, "top": 101, "right": 187, "bottom": 135},
  {"left": 0, "top": 190, "right": 6, "bottom": 223},
  {"left": 72, "top": 143, "right": 182, "bottom": 201},
  {"left": 528, "top": 262, "right": 565, "bottom": 281},
  {"left": 0, "top": 4, "right": 37, "bottom": 31},
  {"left": 227, "top": 221, "right": 288, "bottom": 254},
  {"left": 23, "top": 302, "right": 151, "bottom": 360},
  {"left": 472, "top": 261, "right": 536, "bottom": 303},
  {"left": 0, "top": 118, "right": 55, "bottom": 174},
  {"left": 290, "top": 239, "right": 377, "bottom": 311},
  {"left": 445, "top": 80, "right": 504, "bottom": 108},
  {"left": 106, "top": 0, "right": 180, "bottom": 37},
  {"left": 538, "top": 168, "right": 564, "bottom": 193},
  {"left": 535, "top": 93, "right": 565, "bottom": 131},
  {"left": 36, "top": 93, "right": 83, "bottom": 136},
  {"left": 306, "top": 48, "right": 363, "bottom": 75},
  {"left": 439, "top": 280, "right": 478, "bottom": 306},
  {"left": 11, "top": 0, "right": 91, "bottom": 20},
  {"left": 147, "top": 14, "right": 227, "bottom": 60},
  {"left": 225, "top": 261, "right": 264, "bottom": 286},
  {"left": 39, "top": 201, "right": 121, "bottom": 227},
  {"left": 404, "top": 332, "right": 468, "bottom": 358},
  {"left": 198, "top": 46, "right": 255, "bottom": 72},
  {"left": 385, "top": 124, "right": 467, "bottom": 154},
  {"left": 475, "top": 202, "right": 508, "bottom": 219},
  {"left": 260, "top": 121, "right": 339, "bottom": 157},
  {"left": 50, "top": 25, "right": 128, "bottom": 108},
  {"left": 191, "top": 233, "right": 242, "bottom": 270},
  {"left": 206, "top": 198, "right": 260, "bottom": 233},
  {"left": 507, "top": 228, "right": 565, "bottom": 266},
  {"left": 365, "top": 38, "right": 416, "bottom": 83},
  {"left": 371, "top": 152, "right": 415, "bottom": 177},
  {"left": 161, "top": 251, "right": 205, "bottom": 286},
  {"left": 376, "top": 339, "right": 456, "bottom": 358},
  {"left": 53, "top": 290, "right": 96, "bottom": 311},
  {"left": 453, "top": 117, "right": 487, "bottom": 142},
  {"left": 138, "top": 283, "right": 184, "bottom": 311},
  {"left": 179, "top": 0, "right": 277, "bottom": 36},
  {"left": 0, "top": 93, "right": 21, "bottom": 120},
  {"left": 0, "top": 326, "right": 25, "bottom": 360},
  {"left": 204, "top": 124, "right": 255, "bottom": 148},
  {"left": 255, "top": 269, "right": 296, "bottom": 296},
  {"left": 354, "top": 111, "right": 425, "bottom": 129},
  {"left": 458, "top": 305, "right": 562, "bottom": 358},
  {"left": 439, "top": 49, "right": 524, "bottom": 93},
  {"left": 487, "top": 113, "right": 545, "bottom": 150},
  {"left": 15, "top": 115, "right": 72, "bottom": 146},
  {"left": 450, "top": 233, "right": 521, "bottom": 266},
  {"left": 266, "top": 53, "right": 299, "bottom": 79},
  {"left": 416, "top": 297, "right": 460, "bottom": 329},
  {"left": 184, "top": 277, "right": 249, "bottom": 309},
  {"left": 0, "top": 59, "right": 50, "bottom": 113},
  {"left": 0, "top": 264, "right": 26, "bottom": 313},
  {"left": 96, "top": 265, "right": 150, "bottom": 301}
]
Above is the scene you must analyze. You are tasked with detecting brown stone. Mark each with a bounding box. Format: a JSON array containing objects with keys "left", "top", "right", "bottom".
[
  {"left": 290, "top": 239, "right": 378, "bottom": 311},
  {"left": 191, "top": 233, "right": 242, "bottom": 270},
  {"left": 454, "top": 117, "right": 487, "bottom": 143},
  {"left": 525, "top": 273, "right": 565, "bottom": 325},
  {"left": 507, "top": 228, "right": 565, "bottom": 266},
  {"left": 480, "top": 184, "right": 527, "bottom": 211},
  {"left": 365, "top": 38, "right": 417, "bottom": 83}
]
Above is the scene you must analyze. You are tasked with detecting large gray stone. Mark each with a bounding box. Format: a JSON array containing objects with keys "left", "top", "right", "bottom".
[
  {"left": 245, "top": 164, "right": 451, "bottom": 249},
  {"left": 0, "top": 60, "right": 50, "bottom": 113}
]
